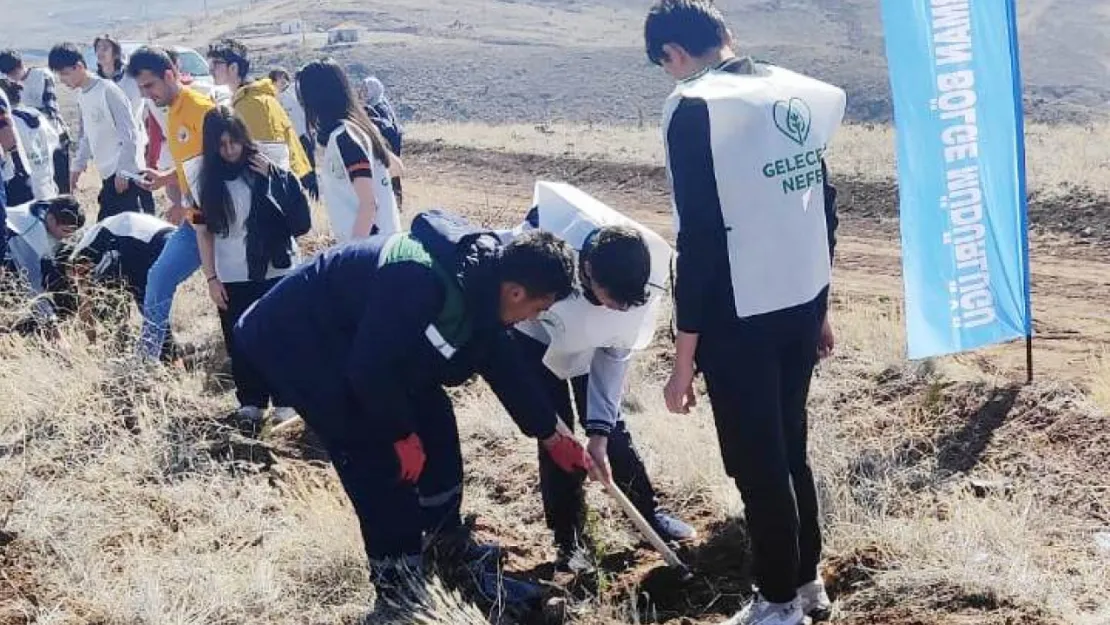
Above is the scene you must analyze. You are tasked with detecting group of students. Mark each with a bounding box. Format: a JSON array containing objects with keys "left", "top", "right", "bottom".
[
  {"left": 0, "top": 29, "right": 695, "bottom": 604},
  {"left": 0, "top": 1, "right": 849, "bottom": 623}
]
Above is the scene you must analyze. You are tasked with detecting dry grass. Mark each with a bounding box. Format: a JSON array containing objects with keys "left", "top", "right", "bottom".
[
  {"left": 1, "top": 129, "right": 1109, "bottom": 625},
  {"left": 407, "top": 120, "right": 1110, "bottom": 196},
  {"left": 1090, "top": 351, "right": 1110, "bottom": 413}
]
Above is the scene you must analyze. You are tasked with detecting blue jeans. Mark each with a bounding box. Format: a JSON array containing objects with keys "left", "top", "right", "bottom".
[{"left": 139, "top": 221, "right": 200, "bottom": 360}]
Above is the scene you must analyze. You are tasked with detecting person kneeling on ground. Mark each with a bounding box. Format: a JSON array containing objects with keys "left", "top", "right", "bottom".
[
  {"left": 234, "top": 210, "right": 596, "bottom": 617},
  {"left": 66, "top": 211, "right": 182, "bottom": 362},
  {"left": 196, "top": 106, "right": 310, "bottom": 430},
  {"left": 502, "top": 182, "right": 697, "bottom": 574},
  {"left": 2, "top": 195, "right": 84, "bottom": 337}
]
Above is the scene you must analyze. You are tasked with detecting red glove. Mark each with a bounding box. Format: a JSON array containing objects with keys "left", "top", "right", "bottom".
[
  {"left": 394, "top": 433, "right": 426, "bottom": 484},
  {"left": 543, "top": 432, "right": 594, "bottom": 476}
]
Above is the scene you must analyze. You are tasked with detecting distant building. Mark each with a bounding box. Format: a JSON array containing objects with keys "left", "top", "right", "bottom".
[
  {"left": 280, "top": 19, "right": 305, "bottom": 35},
  {"left": 327, "top": 23, "right": 361, "bottom": 44}
]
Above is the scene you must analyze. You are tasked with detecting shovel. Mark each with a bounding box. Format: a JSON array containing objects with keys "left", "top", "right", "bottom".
[{"left": 600, "top": 478, "right": 694, "bottom": 581}]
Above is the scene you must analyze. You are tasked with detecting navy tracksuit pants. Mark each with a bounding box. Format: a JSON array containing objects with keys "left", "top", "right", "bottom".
[
  {"left": 239, "top": 334, "right": 465, "bottom": 562},
  {"left": 515, "top": 332, "right": 660, "bottom": 546}
]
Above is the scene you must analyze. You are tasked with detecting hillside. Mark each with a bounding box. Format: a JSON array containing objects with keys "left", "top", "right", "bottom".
[
  {"left": 2, "top": 1, "right": 1110, "bottom": 624},
  {"left": 1, "top": 124, "right": 1109, "bottom": 625},
  {"left": 8, "top": 0, "right": 1110, "bottom": 123}
]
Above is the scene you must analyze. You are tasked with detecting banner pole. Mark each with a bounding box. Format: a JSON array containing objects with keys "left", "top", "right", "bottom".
[
  {"left": 1006, "top": 0, "right": 1035, "bottom": 385},
  {"left": 1025, "top": 334, "right": 1033, "bottom": 384}
]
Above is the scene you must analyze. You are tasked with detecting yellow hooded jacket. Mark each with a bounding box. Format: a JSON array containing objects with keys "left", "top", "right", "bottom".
[{"left": 232, "top": 79, "right": 312, "bottom": 179}]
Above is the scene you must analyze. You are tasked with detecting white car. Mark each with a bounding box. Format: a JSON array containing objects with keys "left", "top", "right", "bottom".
[
  {"left": 169, "top": 46, "right": 231, "bottom": 104},
  {"left": 85, "top": 42, "right": 230, "bottom": 104}
]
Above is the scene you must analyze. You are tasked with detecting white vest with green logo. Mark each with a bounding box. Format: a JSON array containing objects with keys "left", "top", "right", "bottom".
[
  {"left": 515, "top": 181, "right": 673, "bottom": 379},
  {"left": 12, "top": 109, "right": 60, "bottom": 200},
  {"left": 662, "top": 63, "right": 846, "bottom": 318}
]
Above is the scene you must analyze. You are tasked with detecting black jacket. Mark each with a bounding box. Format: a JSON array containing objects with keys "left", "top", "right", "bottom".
[
  {"left": 364, "top": 104, "right": 403, "bottom": 156},
  {"left": 244, "top": 165, "right": 311, "bottom": 282},
  {"left": 235, "top": 226, "right": 559, "bottom": 443}
]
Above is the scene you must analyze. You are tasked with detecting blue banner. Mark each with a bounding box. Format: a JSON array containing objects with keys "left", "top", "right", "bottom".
[{"left": 880, "top": 0, "right": 1033, "bottom": 359}]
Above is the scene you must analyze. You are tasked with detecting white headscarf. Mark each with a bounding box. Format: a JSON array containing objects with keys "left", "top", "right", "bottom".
[{"left": 363, "top": 76, "right": 385, "bottom": 106}]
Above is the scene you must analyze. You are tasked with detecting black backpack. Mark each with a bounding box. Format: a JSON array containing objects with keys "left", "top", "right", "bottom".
[{"left": 410, "top": 209, "right": 501, "bottom": 292}]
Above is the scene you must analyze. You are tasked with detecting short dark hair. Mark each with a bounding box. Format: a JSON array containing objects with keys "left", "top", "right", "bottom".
[
  {"left": 207, "top": 39, "right": 250, "bottom": 79},
  {"left": 268, "top": 68, "right": 290, "bottom": 83},
  {"left": 0, "top": 50, "right": 23, "bottom": 75},
  {"left": 48, "top": 43, "right": 86, "bottom": 72},
  {"left": 500, "top": 230, "right": 576, "bottom": 301},
  {"left": 585, "top": 225, "right": 651, "bottom": 308},
  {"left": 39, "top": 195, "right": 86, "bottom": 229},
  {"left": 0, "top": 78, "right": 22, "bottom": 105},
  {"left": 644, "top": 0, "right": 729, "bottom": 66},
  {"left": 126, "top": 46, "right": 175, "bottom": 78}
]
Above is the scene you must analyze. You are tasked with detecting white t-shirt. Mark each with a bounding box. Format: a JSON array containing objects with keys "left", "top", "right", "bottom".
[
  {"left": 277, "top": 85, "right": 307, "bottom": 138},
  {"left": 212, "top": 176, "right": 298, "bottom": 283}
]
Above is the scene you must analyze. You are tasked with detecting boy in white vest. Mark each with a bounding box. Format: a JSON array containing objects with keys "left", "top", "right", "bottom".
[
  {"left": 47, "top": 43, "right": 154, "bottom": 220},
  {"left": 503, "top": 182, "right": 695, "bottom": 573},
  {"left": 0, "top": 78, "right": 61, "bottom": 201},
  {"left": 0, "top": 49, "right": 71, "bottom": 194},
  {"left": 0, "top": 83, "right": 35, "bottom": 207},
  {"left": 3, "top": 195, "right": 85, "bottom": 336},
  {"left": 647, "top": 2, "right": 843, "bottom": 624}
]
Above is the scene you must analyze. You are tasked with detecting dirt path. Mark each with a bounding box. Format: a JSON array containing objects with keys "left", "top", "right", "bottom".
[{"left": 404, "top": 141, "right": 1110, "bottom": 384}]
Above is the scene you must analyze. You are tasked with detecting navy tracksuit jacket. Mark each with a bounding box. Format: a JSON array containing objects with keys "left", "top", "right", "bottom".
[{"left": 234, "top": 234, "right": 558, "bottom": 562}]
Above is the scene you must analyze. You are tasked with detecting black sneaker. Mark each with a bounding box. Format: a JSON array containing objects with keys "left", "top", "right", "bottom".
[
  {"left": 424, "top": 524, "right": 503, "bottom": 570},
  {"left": 468, "top": 565, "right": 546, "bottom": 607},
  {"left": 370, "top": 554, "right": 427, "bottom": 616}
]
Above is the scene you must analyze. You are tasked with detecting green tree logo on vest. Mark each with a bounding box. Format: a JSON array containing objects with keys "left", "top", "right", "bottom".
[
  {"left": 773, "top": 98, "right": 811, "bottom": 146},
  {"left": 763, "top": 97, "right": 826, "bottom": 195}
]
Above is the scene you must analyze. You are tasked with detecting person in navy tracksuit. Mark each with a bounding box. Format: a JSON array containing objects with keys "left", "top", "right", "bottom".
[{"left": 234, "top": 211, "right": 595, "bottom": 615}]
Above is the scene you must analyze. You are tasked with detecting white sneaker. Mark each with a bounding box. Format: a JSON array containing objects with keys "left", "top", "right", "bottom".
[
  {"left": 723, "top": 595, "right": 804, "bottom": 625},
  {"left": 270, "top": 406, "right": 299, "bottom": 425},
  {"left": 797, "top": 579, "right": 832, "bottom": 621}
]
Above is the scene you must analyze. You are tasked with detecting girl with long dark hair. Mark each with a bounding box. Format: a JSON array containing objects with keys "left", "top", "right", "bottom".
[
  {"left": 296, "top": 58, "right": 402, "bottom": 243},
  {"left": 195, "top": 106, "right": 310, "bottom": 429}
]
